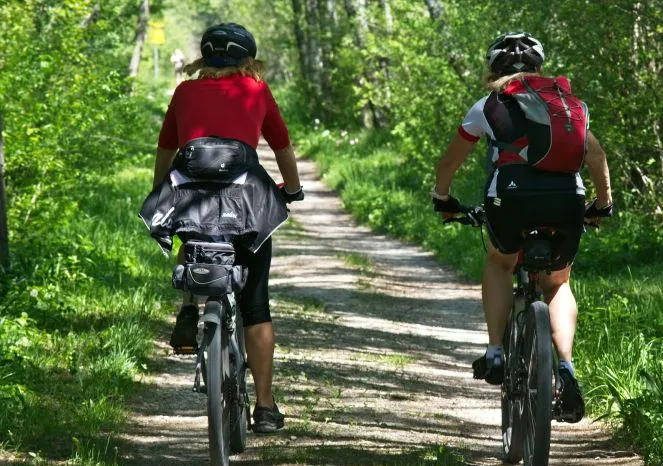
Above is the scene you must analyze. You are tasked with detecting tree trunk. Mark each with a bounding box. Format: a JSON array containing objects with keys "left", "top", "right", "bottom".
[
  {"left": 376, "top": 0, "right": 392, "bottom": 123},
  {"left": 343, "top": 0, "right": 389, "bottom": 128},
  {"left": 0, "top": 111, "right": 9, "bottom": 269},
  {"left": 128, "top": 0, "right": 149, "bottom": 78},
  {"left": 317, "top": 0, "right": 337, "bottom": 116},
  {"left": 291, "top": 0, "right": 310, "bottom": 81},
  {"left": 327, "top": 0, "right": 338, "bottom": 30},
  {"left": 379, "top": 0, "right": 393, "bottom": 34},
  {"left": 304, "top": 0, "right": 323, "bottom": 91},
  {"left": 343, "top": 0, "right": 369, "bottom": 126},
  {"left": 80, "top": 3, "right": 101, "bottom": 28}
]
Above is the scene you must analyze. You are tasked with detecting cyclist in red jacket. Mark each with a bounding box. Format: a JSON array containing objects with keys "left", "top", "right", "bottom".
[
  {"left": 432, "top": 32, "right": 613, "bottom": 423},
  {"left": 151, "top": 23, "right": 302, "bottom": 433}
]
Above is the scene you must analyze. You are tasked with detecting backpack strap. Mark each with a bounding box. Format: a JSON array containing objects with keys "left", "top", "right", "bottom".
[{"left": 492, "top": 139, "right": 525, "bottom": 155}]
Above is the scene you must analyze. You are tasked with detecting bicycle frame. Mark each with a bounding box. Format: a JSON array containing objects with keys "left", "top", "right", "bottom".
[{"left": 514, "top": 252, "right": 563, "bottom": 398}]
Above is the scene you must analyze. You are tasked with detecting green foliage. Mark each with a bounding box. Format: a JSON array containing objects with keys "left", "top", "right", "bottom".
[
  {"left": 262, "top": 0, "right": 663, "bottom": 212},
  {"left": 0, "top": 0, "right": 173, "bottom": 460},
  {"left": 579, "top": 333, "right": 663, "bottom": 465}
]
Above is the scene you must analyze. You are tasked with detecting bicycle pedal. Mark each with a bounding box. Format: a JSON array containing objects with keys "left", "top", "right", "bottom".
[{"left": 173, "top": 345, "right": 198, "bottom": 355}]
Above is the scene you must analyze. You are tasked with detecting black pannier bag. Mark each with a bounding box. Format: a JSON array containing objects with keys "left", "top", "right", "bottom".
[
  {"left": 173, "top": 137, "right": 259, "bottom": 181},
  {"left": 172, "top": 241, "right": 247, "bottom": 295}
]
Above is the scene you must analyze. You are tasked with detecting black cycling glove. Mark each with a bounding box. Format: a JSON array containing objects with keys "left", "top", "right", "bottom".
[
  {"left": 280, "top": 186, "right": 305, "bottom": 203},
  {"left": 432, "top": 194, "right": 462, "bottom": 214},
  {"left": 584, "top": 198, "right": 613, "bottom": 218}
]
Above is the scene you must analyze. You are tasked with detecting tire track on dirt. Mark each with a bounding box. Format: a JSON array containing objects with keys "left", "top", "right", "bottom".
[{"left": 118, "top": 143, "right": 642, "bottom": 466}]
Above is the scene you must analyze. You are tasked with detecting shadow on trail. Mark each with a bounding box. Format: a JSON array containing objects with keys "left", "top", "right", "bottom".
[
  {"left": 272, "top": 311, "right": 485, "bottom": 370},
  {"left": 234, "top": 443, "right": 469, "bottom": 466},
  {"left": 273, "top": 283, "right": 484, "bottom": 331}
]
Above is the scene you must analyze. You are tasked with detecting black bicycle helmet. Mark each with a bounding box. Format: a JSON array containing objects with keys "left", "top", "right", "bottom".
[
  {"left": 200, "top": 23, "right": 257, "bottom": 68},
  {"left": 486, "top": 32, "right": 544, "bottom": 75}
]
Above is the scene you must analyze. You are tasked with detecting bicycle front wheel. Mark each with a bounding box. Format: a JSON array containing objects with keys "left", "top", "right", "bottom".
[
  {"left": 522, "top": 301, "right": 553, "bottom": 466},
  {"left": 205, "top": 300, "right": 231, "bottom": 466}
]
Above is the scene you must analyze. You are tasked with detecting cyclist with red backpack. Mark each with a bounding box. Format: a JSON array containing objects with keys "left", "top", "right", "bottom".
[{"left": 431, "top": 32, "right": 613, "bottom": 422}]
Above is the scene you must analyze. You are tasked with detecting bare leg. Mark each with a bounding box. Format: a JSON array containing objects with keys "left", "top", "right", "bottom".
[
  {"left": 244, "top": 322, "right": 276, "bottom": 408},
  {"left": 540, "top": 266, "right": 576, "bottom": 362},
  {"left": 482, "top": 243, "right": 519, "bottom": 345}
]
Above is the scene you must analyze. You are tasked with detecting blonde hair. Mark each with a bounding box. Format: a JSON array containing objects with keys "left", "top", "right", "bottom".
[
  {"left": 483, "top": 70, "right": 541, "bottom": 92},
  {"left": 182, "top": 56, "right": 265, "bottom": 81}
]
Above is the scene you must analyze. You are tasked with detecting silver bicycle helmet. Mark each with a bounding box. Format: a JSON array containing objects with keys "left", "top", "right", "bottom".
[{"left": 486, "top": 32, "right": 544, "bottom": 75}]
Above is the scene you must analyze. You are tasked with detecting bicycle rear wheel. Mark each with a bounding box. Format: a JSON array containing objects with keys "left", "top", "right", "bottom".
[
  {"left": 501, "top": 310, "right": 524, "bottom": 464},
  {"left": 205, "top": 300, "right": 231, "bottom": 466},
  {"left": 522, "top": 301, "right": 553, "bottom": 466}
]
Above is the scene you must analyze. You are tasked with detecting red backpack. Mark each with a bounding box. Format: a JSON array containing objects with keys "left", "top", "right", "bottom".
[{"left": 499, "top": 75, "right": 588, "bottom": 173}]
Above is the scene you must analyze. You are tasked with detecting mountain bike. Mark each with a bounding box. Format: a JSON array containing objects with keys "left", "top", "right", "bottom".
[
  {"left": 447, "top": 205, "right": 576, "bottom": 466},
  {"left": 172, "top": 239, "right": 250, "bottom": 466}
]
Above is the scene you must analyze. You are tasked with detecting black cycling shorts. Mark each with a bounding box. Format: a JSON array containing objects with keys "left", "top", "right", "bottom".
[
  {"left": 234, "top": 237, "right": 272, "bottom": 327},
  {"left": 484, "top": 193, "right": 585, "bottom": 270}
]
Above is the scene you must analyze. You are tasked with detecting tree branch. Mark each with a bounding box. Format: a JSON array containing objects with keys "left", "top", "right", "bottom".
[{"left": 128, "top": 0, "right": 149, "bottom": 78}]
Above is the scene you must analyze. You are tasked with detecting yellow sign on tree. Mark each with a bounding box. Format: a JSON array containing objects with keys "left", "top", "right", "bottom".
[{"left": 148, "top": 20, "right": 166, "bottom": 46}]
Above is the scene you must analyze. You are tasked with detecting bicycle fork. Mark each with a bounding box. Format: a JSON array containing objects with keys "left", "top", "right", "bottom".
[{"left": 191, "top": 295, "right": 252, "bottom": 430}]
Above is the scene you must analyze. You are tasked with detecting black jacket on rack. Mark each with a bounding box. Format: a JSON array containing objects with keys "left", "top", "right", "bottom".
[{"left": 139, "top": 138, "right": 288, "bottom": 254}]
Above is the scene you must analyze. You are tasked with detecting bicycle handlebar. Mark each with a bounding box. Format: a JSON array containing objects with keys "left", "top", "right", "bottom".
[
  {"left": 443, "top": 205, "right": 486, "bottom": 227},
  {"left": 443, "top": 204, "right": 602, "bottom": 231}
]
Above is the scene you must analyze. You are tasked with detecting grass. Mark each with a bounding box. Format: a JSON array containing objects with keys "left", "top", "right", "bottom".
[
  {"left": 0, "top": 163, "right": 176, "bottom": 460},
  {"left": 339, "top": 252, "right": 376, "bottom": 274},
  {"left": 351, "top": 352, "right": 416, "bottom": 370},
  {"left": 294, "top": 125, "right": 663, "bottom": 464}
]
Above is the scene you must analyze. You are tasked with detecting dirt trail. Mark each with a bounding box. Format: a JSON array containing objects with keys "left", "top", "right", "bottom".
[{"left": 118, "top": 143, "right": 642, "bottom": 465}]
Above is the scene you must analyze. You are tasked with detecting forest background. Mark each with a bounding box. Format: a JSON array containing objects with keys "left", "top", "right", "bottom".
[{"left": 0, "top": 0, "right": 661, "bottom": 464}]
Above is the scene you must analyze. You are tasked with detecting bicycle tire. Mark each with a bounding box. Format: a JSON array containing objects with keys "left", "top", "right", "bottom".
[
  {"left": 205, "top": 300, "right": 231, "bottom": 466},
  {"left": 230, "top": 401, "right": 248, "bottom": 454},
  {"left": 501, "top": 310, "right": 524, "bottom": 463},
  {"left": 230, "top": 307, "right": 248, "bottom": 454},
  {"left": 522, "top": 301, "right": 553, "bottom": 466}
]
